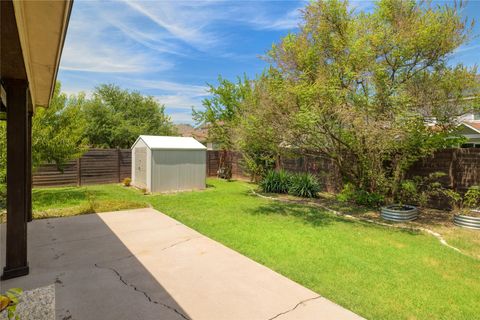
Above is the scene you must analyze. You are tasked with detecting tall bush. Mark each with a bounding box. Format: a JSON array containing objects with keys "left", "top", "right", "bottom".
[
  {"left": 288, "top": 172, "right": 321, "bottom": 198},
  {"left": 260, "top": 170, "right": 292, "bottom": 194}
]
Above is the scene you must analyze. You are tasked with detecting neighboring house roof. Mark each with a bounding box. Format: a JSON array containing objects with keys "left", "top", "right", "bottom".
[
  {"left": 132, "top": 135, "right": 207, "bottom": 150},
  {"left": 463, "top": 122, "right": 480, "bottom": 133},
  {"left": 176, "top": 124, "right": 208, "bottom": 142}
]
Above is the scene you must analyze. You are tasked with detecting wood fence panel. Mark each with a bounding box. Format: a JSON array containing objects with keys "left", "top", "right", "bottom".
[
  {"left": 80, "top": 149, "right": 118, "bottom": 185},
  {"left": 119, "top": 150, "right": 132, "bottom": 181},
  {"left": 32, "top": 161, "right": 78, "bottom": 187},
  {"left": 278, "top": 155, "right": 341, "bottom": 192},
  {"left": 33, "top": 148, "right": 480, "bottom": 191},
  {"left": 207, "top": 151, "right": 220, "bottom": 177},
  {"left": 407, "top": 148, "right": 480, "bottom": 192},
  {"left": 33, "top": 148, "right": 132, "bottom": 187}
]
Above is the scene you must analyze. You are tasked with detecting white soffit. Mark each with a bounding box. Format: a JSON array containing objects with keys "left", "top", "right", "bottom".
[{"left": 12, "top": 0, "right": 73, "bottom": 109}]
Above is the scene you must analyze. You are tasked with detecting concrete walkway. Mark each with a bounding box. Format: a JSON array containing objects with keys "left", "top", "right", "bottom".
[{"left": 1, "top": 208, "right": 363, "bottom": 320}]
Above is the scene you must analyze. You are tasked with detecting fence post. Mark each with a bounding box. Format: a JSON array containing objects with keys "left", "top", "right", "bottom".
[
  {"left": 449, "top": 149, "right": 458, "bottom": 191},
  {"left": 117, "top": 148, "right": 121, "bottom": 183},
  {"left": 76, "top": 158, "right": 81, "bottom": 186}
]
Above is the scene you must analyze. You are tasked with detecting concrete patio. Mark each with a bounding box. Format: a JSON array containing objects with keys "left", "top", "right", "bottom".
[{"left": 1, "top": 208, "right": 362, "bottom": 320}]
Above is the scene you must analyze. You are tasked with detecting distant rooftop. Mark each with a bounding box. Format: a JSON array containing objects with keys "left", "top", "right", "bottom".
[
  {"left": 176, "top": 124, "right": 208, "bottom": 142},
  {"left": 133, "top": 135, "right": 207, "bottom": 150}
]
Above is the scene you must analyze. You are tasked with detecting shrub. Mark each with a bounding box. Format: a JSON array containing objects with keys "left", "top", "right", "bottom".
[
  {"left": 259, "top": 169, "right": 292, "bottom": 194},
  {"left": 288, "top": 172, "right": 321, "bottom": 198},
  {"left": 464, "top": 186, "right": 480, "bottom": 209},
  {"left": 354, "top": 190, "right": 384, "bottom": 207},
  {"left": 337, "top": 182, "right": 384, "bottom": 207},
  {"left": 443, "top": 185, "right": 480, "bottom": 212},
  {"left": 337, "top": 183, "right": 356, "bottom": 203},
  {"left": 123, "top": 177, "right": 132, "bottom": 187},
  {"left": 397, "top": 180, "right": 417, "bottom": 205}
]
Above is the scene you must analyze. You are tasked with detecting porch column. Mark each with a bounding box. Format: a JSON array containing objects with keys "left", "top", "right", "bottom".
[
  {"left": 27, "top": 109, "right": 32, "bottom": 222},
  {"left": 1, "top": 79, "right": 29, "bottom": 280}
]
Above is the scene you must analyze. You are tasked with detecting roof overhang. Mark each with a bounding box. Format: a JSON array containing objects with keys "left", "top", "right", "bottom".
[{"left": 12, "top": 0, "right": 73, "bottom": 110}]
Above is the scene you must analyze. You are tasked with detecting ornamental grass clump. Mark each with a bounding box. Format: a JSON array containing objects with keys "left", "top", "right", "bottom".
[
  {"left": 260, "top": 169, "right": 292, "bottom": 194},
  {"left": 288, "top": 172, "right": 321, "bottom": 198}
]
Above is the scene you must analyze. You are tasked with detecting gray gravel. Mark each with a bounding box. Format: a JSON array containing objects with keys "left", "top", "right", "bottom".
[{"left": 0, "top": 285, "right": 55, "bottom": 320}]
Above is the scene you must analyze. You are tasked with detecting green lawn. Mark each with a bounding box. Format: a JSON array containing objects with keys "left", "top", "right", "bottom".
[{"left": 32, "top": 179, "right": 480, "bottom": 320}]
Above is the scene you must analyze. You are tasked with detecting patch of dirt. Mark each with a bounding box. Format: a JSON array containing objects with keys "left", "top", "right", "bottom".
[
  {"left": 458, "top": 210, "right": 480, "bottom": 218},
  {"left": 259, "top": 191, "right": 457, "bottom": 229}
]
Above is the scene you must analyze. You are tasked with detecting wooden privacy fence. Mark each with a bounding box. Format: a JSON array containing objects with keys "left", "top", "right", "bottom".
[
  {"left": 33, "top": 149, "right": 131, "bottom": 187},
  {"left": 207, "top": 149, "right": 480, "bottom": 192},
  {"left": 408, "top": 148, "right": 480, "bottom": 192},
  {"left": 33, "top": 148, "right": 480, "bottom": 191},
  {"left": 206, "top": 151, "right": 248, "bottom": 178},
  {"left": 278, "top": 154, "right": 342, "bottom": 192}
]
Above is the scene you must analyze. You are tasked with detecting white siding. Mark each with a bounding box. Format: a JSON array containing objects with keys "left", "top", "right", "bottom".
[{"left": 151, "top": 150, "right": 206, "bottom": 192}]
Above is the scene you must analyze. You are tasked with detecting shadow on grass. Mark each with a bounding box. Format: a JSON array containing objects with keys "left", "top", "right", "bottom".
[
  {"left": 250, "top": 201, "right": 354, "bottom": 228},
  {"left": 249, "top": 195, "right": 421, "bottom": 236},
  {"left": 33, "top": 187, "right": 110, "bottom": 210},
  {"left": 33, "top": 199, "right": 148, "bottom": 220}
]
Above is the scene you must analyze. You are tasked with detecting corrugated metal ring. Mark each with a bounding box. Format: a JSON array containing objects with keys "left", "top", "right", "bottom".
[
  {"left": 381, "top": 205, "right": 418, "bottom": 222},
  {"left": 454, "top": 214, "right": 480, "bottom": 230}
]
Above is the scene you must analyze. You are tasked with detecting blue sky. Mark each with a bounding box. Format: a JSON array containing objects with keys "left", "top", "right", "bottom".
[{"left": 58, "top": 0, "right": 480, "bottom": 124}]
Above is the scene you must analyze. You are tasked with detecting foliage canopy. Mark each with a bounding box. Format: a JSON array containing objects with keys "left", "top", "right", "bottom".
[
  {"left": 196, "top": 0, "right": 479, "bottom": 202},
  {"left": 84, "top": 84, "right": 177, "bottom": 149}
]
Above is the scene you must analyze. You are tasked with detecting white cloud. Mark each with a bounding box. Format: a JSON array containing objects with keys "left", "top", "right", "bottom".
[
  {"left": 58, "top": 0, "right": 305, "bottom": 124},
  {"left": 168, "top": 111, "right": 197, "bottom": 124},
  {"left": 135, "top": 80, "right": 208, "bottom": 97},
  {"left": 105, "top": 19, "right": 187, "bottom": 56},
  {"left": 61, "top": 43, "right": 172, "bottom": 73},
  {"left": 60, "top": 0, "right": 305, "bottom": 76},
  {"left": 121, "top": 0, "right": 220, "bottom": 51},
  {"left": 60, "top": 1, "right": 174, "bottom": 73},
  {"left": 156, "top": 94, "right": 205, "bottom": 110},
  {"left": 454, "top": 43, "right": 480, "bottom": 54},
  {"left": 246, "top": 7, "right": 302, "bottom": 31}
]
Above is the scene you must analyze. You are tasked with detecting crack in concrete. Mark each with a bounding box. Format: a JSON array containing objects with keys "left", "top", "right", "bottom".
[
  {"left": 95, "top": 237, "right": 200, "bottom": 265},
  {"left": 161, "top": 237, "right": 200, "bottom": 251},
  {"left": 97, "top": 253, "right": 135, "bottom": 265},
  {"left": 267, "top": 296, "right": 321, "bottom": 320},
  {"left": 94, "top": 263, "right": 190, "bottom": 320},
  {"left": 33, "top": 233, "right": 113, "bottom": 248}
]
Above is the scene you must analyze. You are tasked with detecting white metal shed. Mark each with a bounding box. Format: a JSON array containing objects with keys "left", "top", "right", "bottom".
[{"left": 131, "top": 135, "right": 207, "bottom": 193}]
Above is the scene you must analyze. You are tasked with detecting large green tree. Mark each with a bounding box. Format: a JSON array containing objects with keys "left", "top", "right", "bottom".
[
  {"left": 32, "top": 84, "right": 88, "bottom": 169},
  {"left": 0, "top": 82, "right": 88, "bottom": 175},
  {"left": 0, "top": 82, "right": 88, "bottom": 207},
  {"left": 83, "top": 84, "right": 177, "bottom": 148},
  {"left": 193, "top": 75, "right": 251, "bottom": 150},
  {"left": 193, "top": 75, "right": 252, "bottom": 178},
  {"left": 259, "top": 0, "right": 479, "bottom": 199}
]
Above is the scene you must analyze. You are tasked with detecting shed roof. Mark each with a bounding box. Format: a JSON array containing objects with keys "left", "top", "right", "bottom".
[{"left": 133, "top": 135, "right": 207, "bottom": 150}]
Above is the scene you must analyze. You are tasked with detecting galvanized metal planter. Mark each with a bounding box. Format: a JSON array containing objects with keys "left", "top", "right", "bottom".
[
  {"left": 453, "top": 211, "right": 480, "bottom": 230},
  {"left": 381, "top": 204, "right": 418, "bottom": 222}
]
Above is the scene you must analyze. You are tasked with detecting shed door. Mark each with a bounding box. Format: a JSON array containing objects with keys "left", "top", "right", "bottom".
[{"left": 134, "top": 147, "right": 147, "bottom": 187}]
